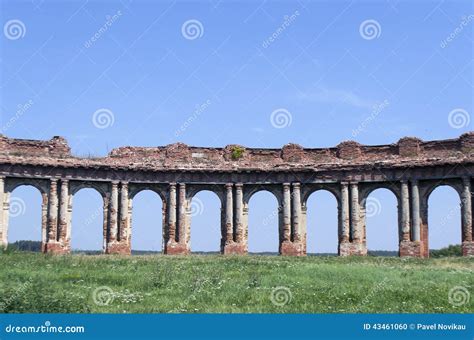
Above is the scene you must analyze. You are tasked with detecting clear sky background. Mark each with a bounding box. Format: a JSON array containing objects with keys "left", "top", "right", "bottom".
[{"left": 1, "top": 0, "right": 472, "bottom": 253}]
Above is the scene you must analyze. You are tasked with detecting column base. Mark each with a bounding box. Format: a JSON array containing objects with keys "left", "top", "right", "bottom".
[
  {"left": 462, "top": 241, "right": 474, "bottom": 256},
  {"left": 43, "top": 241, "right": 70, "bottom": 254},
  {"left": 399, "top": 240, "right": 423, "bottom": 257},
  {"left": 338, "top": 241, "right": 367, "bottom": 256},
  {"left": 164, "top": 241, "right": 189, "bottom": 255},
  {"left": 223, "top": 242, "right": 247, "bottom": 255},
  {"left": 106, "top": 241, "right": 131, "bottom": 255},
  {"left": 280, "top": 241, "right": 306, "bottom": 256}
]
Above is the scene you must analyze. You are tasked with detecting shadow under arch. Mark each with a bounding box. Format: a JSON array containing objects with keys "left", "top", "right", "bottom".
[
  {"left": 70, "top": 187, "right": 105, "bottom": 253},
  {"left": 245, "top": 188, "right": 281, "bottom": 254},
  {"left": 363, "top": 188, "right": 399, "bottom": 254},
  {"left": 130, "top": 189, "right": 164, "bottom": 253},
  {"left": 188, "top": 189, "right": 222, "bottom": 253},
  {"left": 6, "top": 184, "right": 44, "bottom": 251},
  {"left": 304, "top": 189, "right": 339, "bottom": 255}
]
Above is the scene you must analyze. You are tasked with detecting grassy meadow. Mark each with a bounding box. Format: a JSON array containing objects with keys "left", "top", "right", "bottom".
[{"left": 0, "top": 251, "right": 472, "bottom": 313}]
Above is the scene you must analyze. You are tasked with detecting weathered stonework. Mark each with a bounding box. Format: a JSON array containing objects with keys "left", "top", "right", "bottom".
[{"left": 0, "top": 133, "right": 472, "bottom": 257}]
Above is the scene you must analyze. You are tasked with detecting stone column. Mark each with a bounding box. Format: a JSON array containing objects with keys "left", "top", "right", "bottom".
[
  {"left": 400, "top": 180, "right": 410, "bottom": 241},
  {"left": 118, "top": 181, "right": 131, "bottom": 255},
  {"left": 58, "top": 179, "right": 70, "bottom": 253},
  {"left": 225, "top": 183, "right": 233, "bottom": 245},
  {"left": 235, "top": 183, "right": 244, "bottom": 243},
  {"left": 0, "top": 176, "right": 6, "bottom": 249},
  {"left": 411, "top": 180, "right": 421, "bottom": 242},
  {"left": 178, "top": 183, "right": 186, "bottom": 245},
  {"left": 291, "top": 183, "right": 301, "bottom": 242},
  {"left": 350, "top": 182, "right": 360, "bottom": 242},
  {"left": 223, "top": 183, "right": 246, "bottom": 255},
  {"left": 461, "top": 178, "right": 473, "bottom": 256},
  {"left": 46, "top": 179, "right": 59, "bottom": 253},
  {"left": 108, "top": 181, "right": 119, "bottom": 244},
  {"left": 167, "top": 183, "right": 177, "bottom": 244},
  {"left": 282, "top": 183, "right": 291, "bottom": 243},
  {"left": 340, "top": 182, "right": 350, "bottom": 243}
]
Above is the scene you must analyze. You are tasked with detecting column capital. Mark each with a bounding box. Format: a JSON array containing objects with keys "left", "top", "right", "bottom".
[
  {"left": 340, "top": 181, "right": 349, "bottom": 187},
  {"left": 111, "top": 181, "right": 119, "bottom": 186},
  {"left": 283, "top": 182, "right": 291, "bottom": 187},
  {"left": 50, "top": 178, "right": 59, "bottom": 183},
  {"left": 462, "top": 177, "right": 471, "bottom": 185},
  {"left": 235, "top": 183, "right": 243, "bottom": 188},
  {"left": 349, "top": 181, "right": 358, "bottom": 187},
  {"left": 179, "top": 183, "right": 186, "bottom": 188},
  {"left": 60, "top": 178, "right": 69, "bottom": 184},
  {"left": 225, "top": 183, "right": 233, "bottom": 189},
  {"left": 400, "top": 179, "right": 409, "bottom": 184},
  {"left": 120, "top": 181, "right": 129, "bottom": 186},
  {"left": 292, "top": 182, "right": 301, "bottom": 188},
  {"left": 169, "top": 182, "right": 177, "bottom": 188}
]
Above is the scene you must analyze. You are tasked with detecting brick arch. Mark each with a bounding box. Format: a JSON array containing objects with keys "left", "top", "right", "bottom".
[
  {"left": 69, "top": 181, "right": 109, "bottom": 199},
  {"left": 186, "top": 184, "right": 225, "bottom": 207},
  {"left": 128, "top": 184, "right": 167, "bottom": 204},
  {"left": 5, "top": 178, "right": 49, "bottom": 195},
  {"left": 359, "top": 182, "right": 401, "bottom": 206},
  {"left": 420, "top": 179, "right": 463, "bottom": 204},
  {"left": 301, "top": 184, "right": 341, "bottom": 208},
  {"left": 243, "top": 185, "right": 282, "bottom": 206}
]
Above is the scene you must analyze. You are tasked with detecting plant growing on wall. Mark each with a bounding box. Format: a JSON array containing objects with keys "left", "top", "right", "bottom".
[{"left": 231, "top": 146, "right": 245, "bottom": 160}]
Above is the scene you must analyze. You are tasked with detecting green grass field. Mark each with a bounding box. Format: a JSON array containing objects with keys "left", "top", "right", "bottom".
[{"left": 0, "top": 251, "right": 472, "bottom": 313}]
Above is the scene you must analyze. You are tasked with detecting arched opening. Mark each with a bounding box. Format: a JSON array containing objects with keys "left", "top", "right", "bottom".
[
  {"left": 427, "top": 185, "right": 462, "bottom": 255},
  {"left": 7, "top": 185, "right": 43, "bottom": 252},
  {"left": 190, "top": 190, "right": 221, "bottom": 254},
  {"left": 131, "top": 190, "right": 163, "bottom": 254},
  {"left": 305, "top": 190, "right": 338, "bottom": 255},
  {"left": 71, "top": 188, "right": 103, "bottom": 254},
  {"left": 365, "top": 188, "right": 399, "bottom": 256},
  {"left": 247, "top": 190, "right": 279, "bottom": 254}
]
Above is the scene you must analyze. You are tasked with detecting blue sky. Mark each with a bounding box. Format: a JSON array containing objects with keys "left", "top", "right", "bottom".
[{"left": 1, "top": 0, "right": 472, "bottom": 252}]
